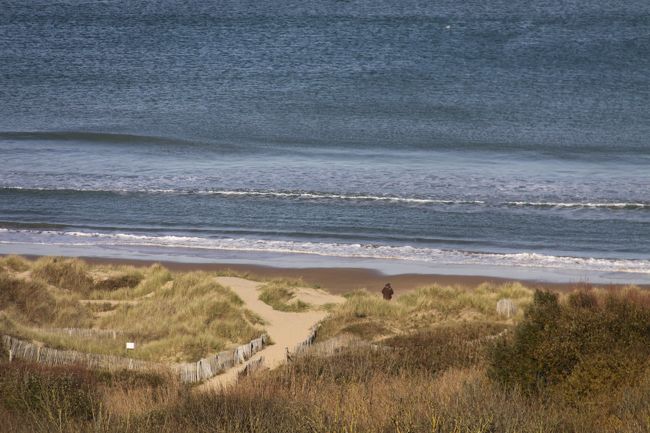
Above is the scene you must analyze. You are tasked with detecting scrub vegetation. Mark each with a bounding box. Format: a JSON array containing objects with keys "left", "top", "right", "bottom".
[{"left": 1, "top": 255, "right": 650, "bottom": 433}]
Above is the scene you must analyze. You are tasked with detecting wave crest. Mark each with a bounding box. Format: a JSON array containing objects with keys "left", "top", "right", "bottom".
[
  {"left": 2, "top": 187, "right": 648, "bottom": 210},
  {"left": 1, "top": 228, "right": 649, "bottom": 274}
]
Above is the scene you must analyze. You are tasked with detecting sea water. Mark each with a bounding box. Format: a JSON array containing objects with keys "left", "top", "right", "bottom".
[{"left": 1, "top": 0, "right": 649, "bottom": 282}]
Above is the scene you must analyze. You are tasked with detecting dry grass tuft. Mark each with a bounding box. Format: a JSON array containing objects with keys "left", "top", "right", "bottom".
[
  {"left": 258, "top": 279, "right": 310, "bottom": 312},
  {"left": 32, "top": 256, "right": 94, "bottom": 295},
  {"left": 0, "top": 255, "right": 31, "bottom": 273}
]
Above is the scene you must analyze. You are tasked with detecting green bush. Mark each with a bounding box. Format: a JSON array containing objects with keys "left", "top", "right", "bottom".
[{"left": 489, "top": 289, "right": 650, "bottom": 402}]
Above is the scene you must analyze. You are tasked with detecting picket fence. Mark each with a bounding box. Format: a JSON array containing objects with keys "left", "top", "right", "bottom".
[{"left": 1, "top": 333, "right": 268, "bottom": 384}]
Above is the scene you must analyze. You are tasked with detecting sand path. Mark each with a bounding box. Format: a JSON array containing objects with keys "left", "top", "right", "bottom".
[{"left": 198, "top": 277, "right": 344, "bottom": 391}]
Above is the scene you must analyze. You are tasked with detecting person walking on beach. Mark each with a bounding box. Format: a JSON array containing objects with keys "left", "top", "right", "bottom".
[{"left": 382, "top": 283, "right": 394, "bottom": 300}]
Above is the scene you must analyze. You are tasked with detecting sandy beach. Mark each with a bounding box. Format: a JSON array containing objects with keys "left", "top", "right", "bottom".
[{"left": 59, "top": 255, "right": 649, "bottom": 294}]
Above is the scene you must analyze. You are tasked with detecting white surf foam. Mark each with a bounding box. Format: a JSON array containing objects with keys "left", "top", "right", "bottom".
[
  {"left": 0, "top": 186, "right": 485, "bottom": 205},
  {"left": 3, "top": 186, "right": 647, "bottom": 210},
  {"left": 506, "top": 201, "right": 649, "bottom": 209},
  {"left": 2, "top": 228, "right": 649, "bottom": 274}
]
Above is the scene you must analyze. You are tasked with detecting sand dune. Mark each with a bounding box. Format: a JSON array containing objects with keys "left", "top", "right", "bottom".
[{"left": 199, "top": 277, "right": 344, "bottom": 391}]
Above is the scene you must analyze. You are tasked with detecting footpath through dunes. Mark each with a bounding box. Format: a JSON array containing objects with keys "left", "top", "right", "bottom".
[{"left": 198, "top": 277, "right": 345, "bottom": 391}]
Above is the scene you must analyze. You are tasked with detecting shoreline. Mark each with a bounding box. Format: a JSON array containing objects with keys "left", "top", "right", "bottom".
[{"left": 10, "top": 254, "right": 648, "bottom": 294}]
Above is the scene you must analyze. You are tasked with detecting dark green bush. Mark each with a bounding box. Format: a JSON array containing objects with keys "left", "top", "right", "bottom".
[{"left": 489, "top": 289, "right": 650, "bottom": 402}]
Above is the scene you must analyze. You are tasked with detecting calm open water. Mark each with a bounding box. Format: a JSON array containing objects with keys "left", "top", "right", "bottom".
[{"left": 1, "top": 0, "right": 649, "bottom": 282}]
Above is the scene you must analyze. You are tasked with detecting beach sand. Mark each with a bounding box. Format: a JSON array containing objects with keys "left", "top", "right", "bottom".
[{"left": 69, "top": 256, "right": 649, "bottom": 294}]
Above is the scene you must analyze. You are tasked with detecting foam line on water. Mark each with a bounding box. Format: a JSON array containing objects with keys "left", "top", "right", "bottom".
[
  {"left": 506, "top": 201, "right": 650, "bottom": 210},
  {"left": 1, "top": 228, "right": 649, "bottom": 274},
  {"left": 2, "top": 187, "right": 648, "bottom": 210}
]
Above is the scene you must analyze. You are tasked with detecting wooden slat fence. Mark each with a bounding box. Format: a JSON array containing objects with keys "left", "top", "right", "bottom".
[
  {"left": 41, "top": 328, "right": 124, "bottom": 339},
  {"left": 239, "top": 356, "right": 265, "bottom": 378},
  {"left": 2, "top": 333, "right": 268, "bottom": 384},
  {"left": 174, "top": 334, "right": 268, "bottom": 383},
  {"left": 289, "top": 323, "right": 320, "bottom": 360},
  {"left": 2, "top": 335, "right": 157, "bottom": 372}
]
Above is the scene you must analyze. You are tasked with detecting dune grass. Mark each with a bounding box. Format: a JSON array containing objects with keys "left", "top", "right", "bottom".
[
  {"left": 31, "top": 256, "right": 95, "bottom": 295},
  {"left": 4, "top": 290, "right": 650, "bottom": 433},
  {"left": 87, "top": 263, "right": 171, "bottom": 300},
  {"left": 95, "top": 271, "right": 264, "bottom": 362},
  {"left": 258, "top": 279, "right": 311, "bottom": 312},
  {"left": 3, "top": 255, "right": 650, "bottom": 433},
  {"left": 316, "top": 282, "right": 533, "bottom": 342},
  {"left": 0, "top": 257, "right": 266, "bottom": 362},
  {"left": 0, "top": 255, "right": 31, "bottom": 273},
  {"left": 0, "top": 270, "right": 93, "bottom": 328}
]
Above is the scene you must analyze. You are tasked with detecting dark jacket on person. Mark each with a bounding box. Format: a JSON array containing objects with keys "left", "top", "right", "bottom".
[{"left": 382, "top": 284, "right": 394, "bottom": 300}]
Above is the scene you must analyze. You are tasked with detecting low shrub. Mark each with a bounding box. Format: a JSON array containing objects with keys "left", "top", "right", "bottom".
[{"left": 489, "top": 288, "right": 650, "bottom": 403}]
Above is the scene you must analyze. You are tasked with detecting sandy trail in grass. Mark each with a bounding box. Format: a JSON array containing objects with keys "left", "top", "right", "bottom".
[{"left": 198, "top": 276, "right": 344, "bottom": 391}]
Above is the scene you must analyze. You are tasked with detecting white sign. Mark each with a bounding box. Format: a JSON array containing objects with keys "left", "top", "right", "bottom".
[{"left": 126, "top": 342, "right": 135, "bottom": 350}]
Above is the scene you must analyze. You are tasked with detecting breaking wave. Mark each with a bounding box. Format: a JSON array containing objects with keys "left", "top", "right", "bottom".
[
  {"left": 506, "top": 201, "right": 650, "bottom": 210},
  {"left": 1, "top": 228, "right": 649, "bottom": 274},
  {"left": 2, "top": 187, "right": 648, "bottom": 210}
]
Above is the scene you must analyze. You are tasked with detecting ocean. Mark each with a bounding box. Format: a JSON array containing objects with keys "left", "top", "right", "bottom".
[{"left": 1, "top": 0, "right": 649, "bottom": 283}]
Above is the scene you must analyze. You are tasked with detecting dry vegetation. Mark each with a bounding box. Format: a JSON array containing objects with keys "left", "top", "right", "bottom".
[
  {"left": 316, "top": 281, "right": 532, "bottom": 341},
  {"left": 0, "top": 256, "right": 264, "bottom": 362},
  {"left": 258, "top": 279, "right": 311, "bottom": 312},
  {"left": 1, "top": 255, "right": 650, "bottom": 433}
]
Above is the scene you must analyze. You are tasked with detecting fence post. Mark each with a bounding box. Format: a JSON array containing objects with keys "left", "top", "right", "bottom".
[{"left": 8, "top": 349, "right": 12, "bottom": 362}]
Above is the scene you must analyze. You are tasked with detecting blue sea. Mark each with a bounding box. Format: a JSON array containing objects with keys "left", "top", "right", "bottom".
[{"left": 1, "top": 0, "right": 649, "bottom": 283}]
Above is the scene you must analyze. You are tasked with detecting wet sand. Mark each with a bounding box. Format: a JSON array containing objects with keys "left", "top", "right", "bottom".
[{"left": 63, "top": 256, "right": 649, "bottom": 294}]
